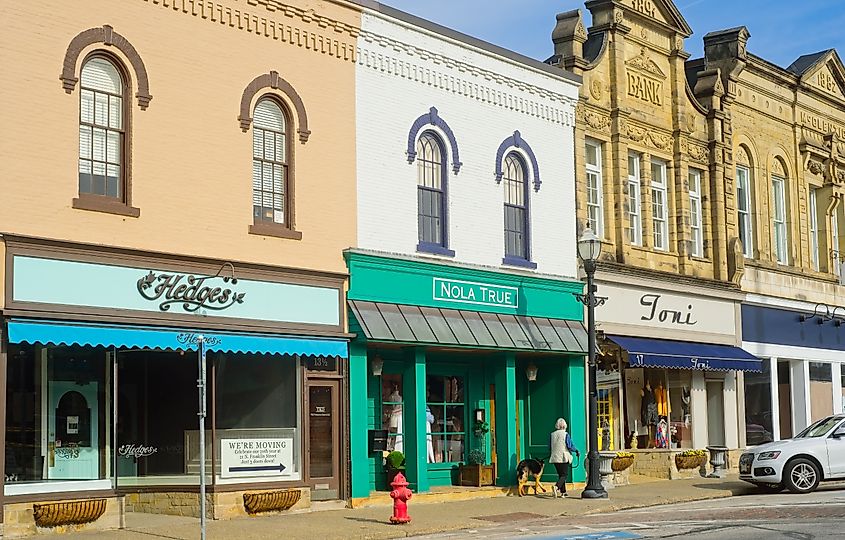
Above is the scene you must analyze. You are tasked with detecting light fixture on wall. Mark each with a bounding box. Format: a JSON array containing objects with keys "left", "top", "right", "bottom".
[
  {"left": 526, "top": 362, "right": 539, "bottom": 382},
  {"left": 371, "top": 355, "right": 384, "bottom": 377}
]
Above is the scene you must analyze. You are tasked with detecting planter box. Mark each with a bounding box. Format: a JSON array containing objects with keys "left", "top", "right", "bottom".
[
  {"left": 458, "top": 464, "right": 495, "bottom": 487},
  {"left": 675, "top": 455, "right": 707, "bottom": 470},
  {"left": 611, "top": 456, "right": 634, "bottom": 472}
]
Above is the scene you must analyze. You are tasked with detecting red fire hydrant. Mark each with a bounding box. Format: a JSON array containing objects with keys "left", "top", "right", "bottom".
[{"left": 389, "top": 472, "right": 412, "bottom": 524}]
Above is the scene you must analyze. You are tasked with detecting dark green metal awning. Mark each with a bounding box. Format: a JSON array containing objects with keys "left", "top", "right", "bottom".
[{"left": 348, "top": 300, "right": 587, "bottom": 354}]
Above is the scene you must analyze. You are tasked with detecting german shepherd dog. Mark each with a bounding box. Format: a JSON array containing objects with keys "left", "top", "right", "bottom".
[{"left": 516, "top": 458, "right": 546, "bottom": 496}]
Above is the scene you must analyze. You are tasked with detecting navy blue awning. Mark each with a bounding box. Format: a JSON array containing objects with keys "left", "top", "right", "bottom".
[
  {"left": 6, "top": 320, "right": 348, "bottom": 359},
  {"left": 608, "top": 335, "right": 762, "bottom": 372}
]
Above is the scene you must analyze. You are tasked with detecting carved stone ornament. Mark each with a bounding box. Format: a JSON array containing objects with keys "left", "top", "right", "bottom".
[
  {"left": 808, "top": 160, "right": 824, "bottom": 175},
  {"left": 576, "top": 21, "right": 588, "bottom": 40},
  {"left": 614, "top": 10, "right": 624, "bottom": 23},
  {"left": 772, "top": 158, "right": 786, "bottom": 177},
  {"left": 682, "top": 140, "right": 708, "bottom": 164},
  {"left": 727, "top": 237, "right": 746, "bottom": 285},
  {"left": 627, "top": 123, "right": 672, "bottom": 150},
  {"left": 686, "top": 113, "right": 696, "bottom": 134},
  {"left": 582, "top": 111, "right": 612, "bottom": 133},
  {"left": 589, "top": 79, "right": 603, "bottom": 100},
  {"left": 626, "top": 48, "right": 667, "bottom": 79}
]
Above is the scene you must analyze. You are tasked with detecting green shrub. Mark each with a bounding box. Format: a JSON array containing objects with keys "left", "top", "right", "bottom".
[{"left": 385, "top": 451, "right": 406, "bottom": 470}]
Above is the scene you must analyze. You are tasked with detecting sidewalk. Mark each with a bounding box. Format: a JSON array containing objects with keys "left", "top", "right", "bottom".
[{"left": 60, "top": 475, "right": 753, "bottom": 540}]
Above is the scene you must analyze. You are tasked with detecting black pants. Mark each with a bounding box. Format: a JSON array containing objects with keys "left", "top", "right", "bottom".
[{"left": 553, "top": 462, "right": 570, "bottom": 492}]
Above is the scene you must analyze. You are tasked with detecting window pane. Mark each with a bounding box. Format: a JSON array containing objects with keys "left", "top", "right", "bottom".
[
  {"left": 106, "top": 167, "right": 120, "bottom": 198},
  {"left": 106, "top": 131, "right": 120, "bottom": 164},
  {"left": 79, "top": 160, "right": 92, "bottom": 194},
  {"left": 81, "top": 57, "right": 122, "bottom": 94},
  {"left": 276, "top": 134, "right": 286, "bottom": 163},
  {"left": 382, "top": 375, "right": 404, "bottom": 453},
  {"left": 94, "top": 92, "right": 109, "bottom": 127},
  {"left": 92, "top": 128, "right": 106, "bottom": 162},
  {"left": 586, "top": 142, "right": 599, "bottom": 167},
  {"left": 254, "top": 99, "right": 284, "bottom": 131},
  {"left": 264, "top": 131, "right": 275, "bottom": 161},
  {"left": 5, "top": 344, "right": 109, "bottom": 485},
  {"left": 79, "top": 125, "right": 92, "bottom": 159},
  {"left": 109, "top": 96, "right": 122, "bottom": 129},
  {"left": 81, "top": 90, "right": 95, "bottom": 123},
  {"left": 253, "top": 130, "right": 264, "bottom": 159}
]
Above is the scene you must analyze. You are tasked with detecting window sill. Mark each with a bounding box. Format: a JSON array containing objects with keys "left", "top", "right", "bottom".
[
  {"left": 249, "top": 222, "right": 303, "bottom": 240},
  {"left": 501, "top": 256, "right": 537, "bottom": 269},
  {"left": 72, "top": 197, "right": 140, "bottom": 218},
  {"left": 416, "top": 242, "right": 455, "bottom": 257}
]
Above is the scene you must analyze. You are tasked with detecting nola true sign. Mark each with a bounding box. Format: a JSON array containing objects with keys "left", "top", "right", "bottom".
[{"left": 432, "top": 278, "right": 518, "bottom": 309}]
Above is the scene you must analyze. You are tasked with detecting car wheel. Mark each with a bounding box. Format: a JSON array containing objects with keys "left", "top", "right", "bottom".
[
  {"left": 754, "top": 482, "right": 784, "bottom": 494},
  {"left": 784, "top": 458, "right": 820, "bottom": 494}
]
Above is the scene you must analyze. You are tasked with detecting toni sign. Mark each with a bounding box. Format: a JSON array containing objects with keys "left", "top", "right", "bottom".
[{"left": 432, "top": 278, "right": 518, "bottom": 309}]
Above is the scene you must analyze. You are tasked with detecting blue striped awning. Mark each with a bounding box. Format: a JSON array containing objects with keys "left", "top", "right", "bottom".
[
  {"left": 608, "top": 335, "right": 762, "bottom": 372},
  {"left": 6, "top": 320, "right": 348, "bottom": 358}
]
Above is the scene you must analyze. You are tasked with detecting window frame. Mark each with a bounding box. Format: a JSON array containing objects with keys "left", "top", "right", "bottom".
[
  {"left": 809, "top": 187, "right": 820, "bottom": 271},
  {"left": 736, "top": 165, "right": 754, "bottom": 258},
  {"left": 248, "top": 95, "right": 301, "bottom": 240},
  {"left": 689, "top": 169, "right": 704, "bottom": 258},
  {"left": 627, "top": 153, "right": 643, "bottom": 246},
  {"left": 72, "top": 53, "right": 139, "bottom": 218},
  {"left": 651, "top": 159, "right": 669, "bottom": 251},
  {"left": 771, "top": 175, "right": 788, "bottom": 265},
  {"left": 502, "top": 152, "right": 535, "bottom": 268},
  {"left": 585, "top": 139, "right": 605, "bottom": 238},
  {"left": 415, "top": 131, "right": 454, "bottom": 257}
]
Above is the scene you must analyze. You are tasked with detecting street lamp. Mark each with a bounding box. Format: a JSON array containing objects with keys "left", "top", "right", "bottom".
[{"left": 576, "top": 227, "right": 608, "bottom": 499}]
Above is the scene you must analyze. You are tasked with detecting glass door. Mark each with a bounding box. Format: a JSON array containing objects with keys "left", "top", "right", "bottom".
[{"left": 307, "top": 381, "right": 339, "bottom": 499}]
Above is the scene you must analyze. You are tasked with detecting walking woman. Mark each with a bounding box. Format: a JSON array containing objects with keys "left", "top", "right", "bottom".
[{"left": 549, "top": 418, "right": 580, "bottom": 498}]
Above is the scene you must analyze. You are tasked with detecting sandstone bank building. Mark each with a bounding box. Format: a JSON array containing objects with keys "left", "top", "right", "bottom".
[{"left": 551, "top": 0, "right": 842, "bottom": 468}]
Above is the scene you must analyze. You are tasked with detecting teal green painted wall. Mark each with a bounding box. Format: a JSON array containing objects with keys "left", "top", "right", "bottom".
[
  {"left": 566, "top": 357, "right": 587, "bottom": 483},
  {"left": 494, "top": 353, "right": 518, "bottom": 486},
  {"left": 349, "top": 341, "right": 371, "bottom": 498},
  {"left": 346, "top": 252, "right": 584, "bottom": 320}
]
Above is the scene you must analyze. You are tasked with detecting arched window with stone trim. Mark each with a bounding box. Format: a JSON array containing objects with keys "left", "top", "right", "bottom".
[
  {"left": 503, "top": 152, "right": 531, "bottom": 263},
  {"left": 771, "top": 157, "right": 790, "bottom": 265},
  {"left": 252, "top": 97, "right": 290, "bottom": 228},
  {"left": 78, "top": 55, "right": 127, "bottom": 202},
  {"left": 735, "top": 145, "right": 755, "bottom": 258}
]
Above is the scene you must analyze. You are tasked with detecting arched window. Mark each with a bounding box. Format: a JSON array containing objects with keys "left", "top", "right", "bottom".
[
  {"left": 417, "top": 132, "right": 451, "bottom": 254},
  {"left": 78, "top": 56, "right": 125, "bottom": 201},
  {"left": 735, "top": 145, "right": 755, "bottom": 258},
  {"left": 252, "top": 98, "right": 289, "bottom": 227},
  {"left": 503, "top": 153, "right": 531, "bottom": 263}
]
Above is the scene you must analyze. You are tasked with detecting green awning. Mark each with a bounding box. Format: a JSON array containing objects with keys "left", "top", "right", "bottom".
[{"left": 348, "top": 300, "right": 586, "bottom": 354}]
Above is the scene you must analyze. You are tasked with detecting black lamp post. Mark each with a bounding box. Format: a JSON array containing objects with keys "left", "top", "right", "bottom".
[{"left": 576, "top": 227, "right": 608, "bottom": 499}]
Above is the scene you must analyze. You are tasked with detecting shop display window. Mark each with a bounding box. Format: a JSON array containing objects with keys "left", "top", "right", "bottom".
[
  {"left": 381, "top": 374, "right": 404, "bottom": 454},
  {"left": 117, "top": 350, "right": 210, "bottom": 486},
  {"left": 5, "top": 344, "right": 110, "bottom": 490},
  {"left": 214, "top": 352, "right": 300, "bottom": 483},
  {"left": 624, "top": 368, "right": 696, "bottom": 449},
  {"left": 744, "top": 361, "right": 774, "bottom": 445},
  {"left": 426, "top": 376, "right": 465, "bottom": 464},
  {"left": 809, "top": 362, "right": 833, "bottom": 422}
]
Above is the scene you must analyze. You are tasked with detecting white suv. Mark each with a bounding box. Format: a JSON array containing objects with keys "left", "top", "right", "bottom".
[{"left": 739, "top": 414, "right": 845, "bottom": 494}]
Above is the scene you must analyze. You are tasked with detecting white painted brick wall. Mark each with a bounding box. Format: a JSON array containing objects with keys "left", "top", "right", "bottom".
[{"left": 356, "top": 11, "right": 580, "bottom": 279}]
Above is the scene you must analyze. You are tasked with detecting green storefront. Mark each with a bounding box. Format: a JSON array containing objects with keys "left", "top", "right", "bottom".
[{"left": 347, "top": 252, "right": 588, "bottom": 499}]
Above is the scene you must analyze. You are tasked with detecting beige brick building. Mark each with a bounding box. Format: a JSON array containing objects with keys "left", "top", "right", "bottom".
[{"left": 0, "top": 0, "right": 360, "bottom": 535}]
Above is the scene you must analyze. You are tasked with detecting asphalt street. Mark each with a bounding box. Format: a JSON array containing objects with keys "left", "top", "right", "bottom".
[{"left": 412, "top": 483, "right": 845, "bottom": 540}]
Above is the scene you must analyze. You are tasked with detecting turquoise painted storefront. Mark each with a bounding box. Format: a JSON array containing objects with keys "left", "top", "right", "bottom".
[{"left": 346, "top": 252, "right": 588, "bottom": 498}]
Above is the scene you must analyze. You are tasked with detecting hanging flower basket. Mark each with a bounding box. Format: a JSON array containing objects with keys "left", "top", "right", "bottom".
[
  {"left": 675, "top": 449, "right": 707, "bottom": 470},
  {"left": 611, "top": 452, "right": 635, "bottom": 472}
]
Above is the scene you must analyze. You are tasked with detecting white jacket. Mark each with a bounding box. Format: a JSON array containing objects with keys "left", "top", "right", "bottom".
[{"left": 549, "top": 429, "right": 573, "bottom": 464}]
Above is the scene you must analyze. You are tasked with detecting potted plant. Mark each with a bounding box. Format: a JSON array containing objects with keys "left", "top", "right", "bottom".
[
  {"left": 675, "top": 449, "right": 707, "bottom": 470},
  {"left": 473, "top": 420, "right": 490, "bottom": 438},
  {"left": 384, "top": 450, "right": 406, "bottom": 487},
  {"left": 458, "top": 449, "right": 495, "bottom": 487},
  {"left": 611, "top": 451, "right": 635, "bottom": 472}
]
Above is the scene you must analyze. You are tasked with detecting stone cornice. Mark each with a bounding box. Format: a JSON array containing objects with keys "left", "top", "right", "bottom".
[
  {"left": 141, "top": 0, "right": 358, "bottom": 62},
  {"left": 357, "top": 31, "right": 578, "bottom": 126}
]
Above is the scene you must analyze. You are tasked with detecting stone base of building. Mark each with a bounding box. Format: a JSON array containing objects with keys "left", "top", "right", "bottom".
[
  {"left": 630, "top": 449, "right": 730, "bottom": 480},
  {"left": 124, "top": 487, "right": 312, "bottom": 520},
  {"left": 3, "top": 497, "right": 125, "bottom": 538}
]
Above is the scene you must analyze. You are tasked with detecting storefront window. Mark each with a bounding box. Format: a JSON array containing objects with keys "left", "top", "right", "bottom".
[
  {"left": 381, "top": 374, "right": 404, "bottom": 453},
  {"left": 215, "top": 353, "right": 300, "bottom": 483},
  {"left": 668, "top": 371, "right": 693, "bottom": 449},
  {"left": 117, "top": 350, "right": 209, "bottom": 486},
  {"left": 809, "top": 362, "right": 833, "bottom": 422},
  {"left": 624, "top": 368, "right": 672, "bottom": 449},
  {"left": 5, "top": 344, "right": 110, "bottom": 490},
  {"left": 777, "top": 361, "right": 793, "bottom": 438},
  {"left": 426, "top": 376, "right": 465, "bottom": 463},
  {"left": 744, "top": 361, "right": 773, "bottom": 445}
]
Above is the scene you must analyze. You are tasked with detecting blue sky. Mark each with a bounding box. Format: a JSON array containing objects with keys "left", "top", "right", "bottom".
[{"left": 381, "top": 1, "right": 845, "bottom": 68}]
